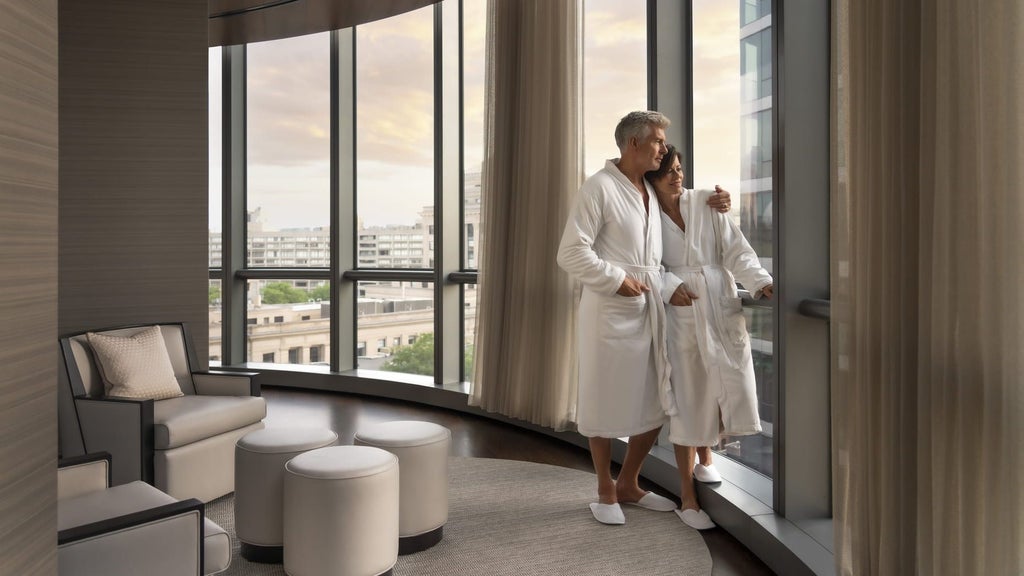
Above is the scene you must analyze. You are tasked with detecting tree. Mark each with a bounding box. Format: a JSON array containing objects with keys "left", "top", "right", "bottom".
[
  {"left": 381, "top": 333, "right": 434, "bottom": 376},
  {"left": 310, "top": 283, "right": 331, "bottom": 301},
  {"left": 464, "top": 344, "right": 474, "bottom": 378},
  {"left": 209, "top": 284, "right": 221, "bottom": 305},
  {"left": 380, "top": 335, "right": 476, "bottom": 379},
  {"left": 261, "top": 282, "right": 309, "bottom": 304}
]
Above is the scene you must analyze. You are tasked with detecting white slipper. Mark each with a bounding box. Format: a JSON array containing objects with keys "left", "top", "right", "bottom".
[
  {"left": 589, "top": 502, "right": 625, "bottom": 525},
  {"left": 675, "top": 508, "right": 716, "bottom": 530},
  {"left": 623, "top": 492, "right": 676, "bottom": 512},
  {"left": 694, "top": 462, "right": 722, "bottom": 483}
]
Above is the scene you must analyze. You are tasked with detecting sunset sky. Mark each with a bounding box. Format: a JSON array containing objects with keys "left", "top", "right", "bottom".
[{"left": 209, "top": 0, "right": 746, "bottom": 232}]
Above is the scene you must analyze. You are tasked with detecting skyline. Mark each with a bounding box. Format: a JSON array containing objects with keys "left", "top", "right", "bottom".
[{"left": 210, "top": 1, "right": 748, "bottom": 232}]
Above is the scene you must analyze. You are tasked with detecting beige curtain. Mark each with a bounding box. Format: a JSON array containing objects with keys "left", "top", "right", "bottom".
[
  {"left": 469, "top": 0, "right": 581, "bottom": 431},
  {"left": 832, "top": 1, "right": 1024, "bottom": 574}
]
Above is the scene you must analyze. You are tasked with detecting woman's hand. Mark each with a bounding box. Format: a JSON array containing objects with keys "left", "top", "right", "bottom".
[
  {"left": 707, "top": 185, "right": 732, "bottom": 213},
  {"left": 760, "top": 285, "right": 774, "bottom": 299},
  {"left": 669, "top": 284, "right": 700, "bottom": 306}
]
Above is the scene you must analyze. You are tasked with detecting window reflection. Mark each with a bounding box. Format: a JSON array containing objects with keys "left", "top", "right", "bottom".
[{"left": 693, "top": 0, "right": 775, "bottom": 477}]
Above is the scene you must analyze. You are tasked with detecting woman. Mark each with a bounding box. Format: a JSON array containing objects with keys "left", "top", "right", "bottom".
[{"left": 646, "top": 145, "right": 773, "bottom": 530}]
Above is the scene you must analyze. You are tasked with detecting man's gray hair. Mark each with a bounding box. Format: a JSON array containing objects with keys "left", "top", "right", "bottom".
[{"left": 614, "top": 111, "right": 671, "bottom": 149}]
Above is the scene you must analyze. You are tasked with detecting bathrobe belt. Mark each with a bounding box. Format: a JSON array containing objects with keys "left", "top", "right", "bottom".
[
  {"left": 610, "top": 261, "right": 676, "bottom": 416},
  {"left": 667, "top": 264, "right": 744, "bottom": 372}
]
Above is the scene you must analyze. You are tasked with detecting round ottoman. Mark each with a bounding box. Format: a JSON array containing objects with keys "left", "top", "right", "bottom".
[
  {"left": 354, "top": 420, "right": 451, "bottom": 554},
  {"left": 235, "top": 427, "right": 338, "bottom": 563},
  {"left": 284, "top": 445, "right": 399, "bottom": 576}
]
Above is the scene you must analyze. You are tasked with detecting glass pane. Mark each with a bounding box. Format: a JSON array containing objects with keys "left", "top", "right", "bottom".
[
  {"left": 245, "top": 280, "right": 331, "bottom": 365},
  {"left": 356, "top": 8, "right": 435, "bottom": 268},
  {"left": 247, "top": 32, "right": 331, "bottom": 266},
  {"left": 355, "top": 228, "right": 429, "bottom": 269},
  {"left": 209, "top": 47, "right": 222, "bottom": 249},
  {"left": 209, "top": 48, "right": 223, "bottom": 366},
  {"left": 463, "top": 0, "right": 485, "bottom": 270},
  {"left": 248, "top": 229, "right": 331, "bottom": 267},
  {"left": 357, "top": 281, "right": 435, "bottom": 376},
  {"left": 693, "top": 0, "right": 775, "bottom": 477},
  {"left": 583, "top": 0, "right": 648, "bottom": 177},
  {"left": 209, "top": 279, "right": 222, "bottom": 365},
  {"left": 741, "top": 0, "right": 772, "bottom": 27},
  {"left": 463, "top": 283, "right": 478, "bottom": 382}
]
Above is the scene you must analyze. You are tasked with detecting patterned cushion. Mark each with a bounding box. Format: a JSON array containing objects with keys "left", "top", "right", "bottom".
[{"left": 86, "top": 326, "right": 184, "bottom": 400}]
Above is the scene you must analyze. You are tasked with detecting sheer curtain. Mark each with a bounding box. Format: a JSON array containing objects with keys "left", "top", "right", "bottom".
[
  {"left": 832, "top": 1, "right": 1024, "bottom": 574},
  {"left": 468, "top": 0, "right": 581, "bottom": 430}
]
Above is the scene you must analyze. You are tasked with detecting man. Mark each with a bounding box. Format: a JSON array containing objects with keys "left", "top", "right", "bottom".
[{"left": 557, "top": 111, "right": 730, "bottom": 524}]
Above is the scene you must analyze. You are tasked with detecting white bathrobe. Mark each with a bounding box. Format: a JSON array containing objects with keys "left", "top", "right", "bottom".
[
  {"left": 557, "top": 160, "right": 673, "bottom": 439},
  {"left": 659, "top": 188, "right": 773, "bottom": 446}
]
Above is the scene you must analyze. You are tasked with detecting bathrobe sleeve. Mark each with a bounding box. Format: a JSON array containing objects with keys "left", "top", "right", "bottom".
[
  {"left": 660, "top": 269, "right": 684, "bottom": 305},
  {"left": 717, "top": 211, "right": 773, "bottom": 297},
  {"left": 557, "top": 181, "right": 628, "bottom": 296}
]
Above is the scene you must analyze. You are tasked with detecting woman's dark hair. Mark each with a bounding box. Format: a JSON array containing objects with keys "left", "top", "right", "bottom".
[{"left": 644, "top": 144, "right": 682, "bottom": 184}]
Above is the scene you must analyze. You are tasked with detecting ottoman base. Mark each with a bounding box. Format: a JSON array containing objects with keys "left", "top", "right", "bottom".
[
  {"left": 240, "top": 542, "right": 283, "bottom": 564},
  {"left": 399, "top": 525, "right": 443, "bottom": 555}
]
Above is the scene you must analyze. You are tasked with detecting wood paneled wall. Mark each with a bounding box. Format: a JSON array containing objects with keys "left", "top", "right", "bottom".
[
  {"left": 58, "top": 0, "right": 210, "bottom": 454},
  {"left": 0, "top": 0, "right": 59, "bottom": 573}
]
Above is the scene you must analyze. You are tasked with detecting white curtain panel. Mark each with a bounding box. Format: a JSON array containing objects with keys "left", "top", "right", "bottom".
[
  {"left": 832, "top": 1, "right": 1024, "bottom": 574},
  {"left": 469, "top": 0, "right": 581, "bottom": 430}
]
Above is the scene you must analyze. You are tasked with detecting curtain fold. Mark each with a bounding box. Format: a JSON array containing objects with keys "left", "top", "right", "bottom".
[
  {"left": 469, "top": 0, "right": 581, "bottom": 431},
  {"left": 833, "top": 1, "right": 1024, "bottom": 574}
]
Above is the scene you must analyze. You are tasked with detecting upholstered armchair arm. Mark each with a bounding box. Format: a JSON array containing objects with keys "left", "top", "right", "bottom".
[
  {"left": 58, "top": 452, "right": 112, "bottom": 500},
  {"left": 192, "top": 370, "right": 260, "bottom": 397},
  {"left": 74, "top": 396, "right": 154, "bottom": 486},
  {"left": 58, "top": 499, "right": 205, "bottom": 576}
]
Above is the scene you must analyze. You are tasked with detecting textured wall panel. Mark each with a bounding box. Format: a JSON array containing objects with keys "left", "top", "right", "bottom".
[
  {"left": 58, "top": 0, "right": 210, "bottom": 455},
  {"left": 0, "top": 0, "right": 59, "bottom": 573},
  {"left": 58, "top": 0, "right": 208, "bottom": 351}
]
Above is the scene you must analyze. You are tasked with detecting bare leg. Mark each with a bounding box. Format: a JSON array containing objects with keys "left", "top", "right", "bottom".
[
  {"left": 673, "top": 444, "right": 700, "bottom": 511},
  {"left": 615, "top": 426, "right": 662, "bottom": 503},
  {"left": 588, "top": 436, "right": 617, "bottom": 504},
  {"left": 697, "top": 445, "right": 713, "bottom": 467}
]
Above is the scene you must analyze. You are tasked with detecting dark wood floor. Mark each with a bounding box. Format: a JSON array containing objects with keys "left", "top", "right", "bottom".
[{"left": 262, "top": 386, "right": 776, "bottom": 576}]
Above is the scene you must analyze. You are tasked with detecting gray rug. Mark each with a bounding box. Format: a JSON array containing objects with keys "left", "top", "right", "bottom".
[{"left": 207, "top": 456, "right": 712, "bottom": 575}]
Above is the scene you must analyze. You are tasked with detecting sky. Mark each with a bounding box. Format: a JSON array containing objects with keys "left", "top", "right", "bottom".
[{"left": 209, "top": 1, "right": 746, "bottom": 232}]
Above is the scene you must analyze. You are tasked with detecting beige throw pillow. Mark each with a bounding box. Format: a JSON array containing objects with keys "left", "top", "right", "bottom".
[{"left": 86, "top": 326, "right": 184, "bottom": 400}]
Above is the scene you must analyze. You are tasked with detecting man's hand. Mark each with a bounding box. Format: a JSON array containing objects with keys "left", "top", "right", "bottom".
[
  {"left": 616, "top": 277, "right": 650, "bottom": 297},
  {"left": 760, "top": 284, "right": 774, "bottom": 299},
  {"left": 669, "top": 284, "right": 699, "bottom": 306},
  {"left": 707, "top": 185, "right": 732, "bottom": 213}
]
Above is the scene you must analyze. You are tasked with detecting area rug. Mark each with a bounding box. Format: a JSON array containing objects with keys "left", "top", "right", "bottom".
[{"left": 206, "top": 456, "right": 712, "bottom": 575}]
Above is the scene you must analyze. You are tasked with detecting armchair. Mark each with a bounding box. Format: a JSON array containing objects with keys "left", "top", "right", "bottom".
[
  {"left": 60, "top": 322, "right": 266, "bottom": 502},
  {"left": 58, "top": 452, "right": 231, "bottom": 576}
]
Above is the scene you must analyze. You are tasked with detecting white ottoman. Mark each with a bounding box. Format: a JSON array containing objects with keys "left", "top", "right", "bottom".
[
  {"left": 354, "top": 420, "right": 451, "bottom": 554},
  {"left": 284, "top": 446, "right": 399, "bottom": 576},
  {"left": 235, "top": 427, "right": 338, "bottom": 563}
]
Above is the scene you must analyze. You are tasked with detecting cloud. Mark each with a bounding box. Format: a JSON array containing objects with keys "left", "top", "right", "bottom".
[
  {"left": 355, "top": 8, "right": 435, "bottom": 166},
  {"left": 356, "top": 160, "right": 434, "bottom": 227},
  {"left": 583, "top": 0, "right": 648, "bottom": 175},
  {"left": 246, "top": 32, "right": 332, "bottom": 167},
  {"left": 248, "top": 161, "right": 332, "bottom": 230}
]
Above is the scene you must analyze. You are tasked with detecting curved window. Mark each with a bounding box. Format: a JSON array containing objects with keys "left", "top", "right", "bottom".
[
  {"left": 583, "top": 0, "right": 648, "bottom": 177},
  {"left": 247, "top": 32, "right": 331, "bottom": 265},
  {"left": 693, "top": 0, "right": 774, "bottom": 477},
  {"left": 355, "top": 7, "right": 435, "bottom": 268}
]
